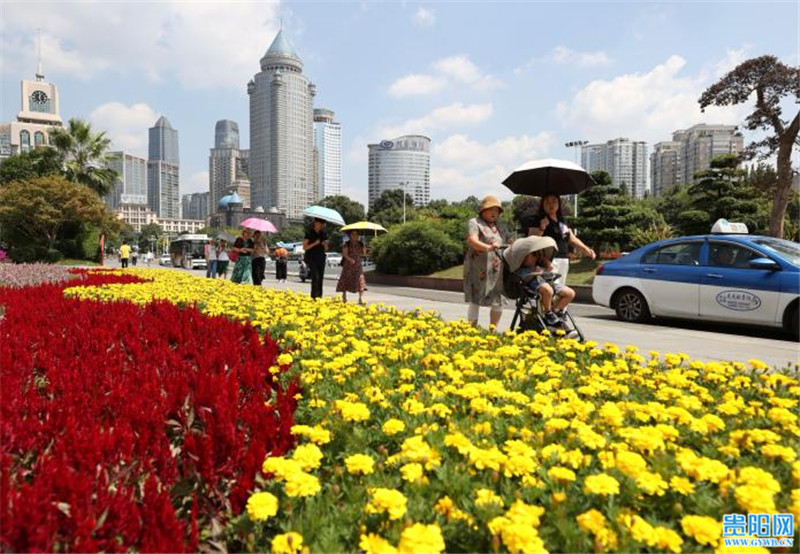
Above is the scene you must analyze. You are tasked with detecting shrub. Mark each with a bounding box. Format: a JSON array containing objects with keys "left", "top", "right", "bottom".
[{"left": 371, "top": 221, "right": 463, "bottom": 275}]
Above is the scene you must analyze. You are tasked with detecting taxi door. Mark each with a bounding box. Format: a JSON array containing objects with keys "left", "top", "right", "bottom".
[
  {"left": 700, "top": 241, "right": 782, "bottom": 324},
  {"left": 638, "top": 241, "right": 703, "bottom": 317}
]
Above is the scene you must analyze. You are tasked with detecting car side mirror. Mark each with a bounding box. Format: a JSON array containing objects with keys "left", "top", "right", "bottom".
[{"left": 749, "top": 258, "right": 780, "bottom": 271}]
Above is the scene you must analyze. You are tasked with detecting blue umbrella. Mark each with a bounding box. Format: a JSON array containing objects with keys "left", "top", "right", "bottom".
[{"left": 303, "top": 205, "right": 346, "bottom": 226}]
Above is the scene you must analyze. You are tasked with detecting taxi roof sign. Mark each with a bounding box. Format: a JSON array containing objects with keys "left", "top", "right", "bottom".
[{"left": 711, "top": 219, "right": 749, "bottom": 234}]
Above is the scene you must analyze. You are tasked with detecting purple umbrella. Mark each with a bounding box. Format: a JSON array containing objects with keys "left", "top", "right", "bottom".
[{"left": 240, "top": 218, "right": 278, "bottom": 233}]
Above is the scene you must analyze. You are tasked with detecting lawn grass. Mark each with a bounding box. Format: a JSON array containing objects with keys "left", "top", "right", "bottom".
[
  {"left": 57, "top": 259, "right": 100, "bottom": 266},
  {"left": 429, "top": 257, "right": 601, "bottom": 286}
]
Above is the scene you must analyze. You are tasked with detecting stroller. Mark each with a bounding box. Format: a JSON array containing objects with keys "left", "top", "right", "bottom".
[{"left": 501, "top": 236, "right": 585, "bottom": 341}]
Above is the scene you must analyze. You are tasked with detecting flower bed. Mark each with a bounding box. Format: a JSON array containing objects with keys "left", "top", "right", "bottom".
[
  {"left": 0, "top": 270, "right": 297, "bottom": 552},
  {"left": 0, "top": 262, "right": 79, "bottom": 288},
  {"left": 64, "top": 269, "right": 800, "bottom": 553}
]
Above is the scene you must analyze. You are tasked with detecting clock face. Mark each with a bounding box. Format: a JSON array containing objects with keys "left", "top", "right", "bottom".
[{"left": 31, "top": 90, "right": 49, "bottom": 105}]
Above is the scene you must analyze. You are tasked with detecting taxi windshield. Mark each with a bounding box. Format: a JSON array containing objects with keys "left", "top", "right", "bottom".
[{"left": 752, "top": 237, "right": 800, "bottom": 267}]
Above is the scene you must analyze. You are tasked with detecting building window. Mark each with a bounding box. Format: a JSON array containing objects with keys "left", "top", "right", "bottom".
[
  {"left": 20, "top": 130, "right": 31, "bottom": 152},
  {"left": 34, "top": 131, "right": 45, "bottom": 146}
]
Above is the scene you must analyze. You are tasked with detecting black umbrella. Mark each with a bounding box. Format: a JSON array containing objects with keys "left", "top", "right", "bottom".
[{"left": 502, "top": 158, "right": 596, "bottom": 196}]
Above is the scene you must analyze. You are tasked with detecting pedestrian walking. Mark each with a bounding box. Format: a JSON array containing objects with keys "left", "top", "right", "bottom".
[
  {"left": 464, "top": 195, "right": 509, "bottom": 329},
  {"left": 336, "top": 230, "right": 367, "bottom": 304},
  {"left": 275, "top": 246, "right": 289, "bottom": 282},
  {"left": 131, "top": 247, "right": 139, "bottom": 267},
  {"left": 527, "top": 194, "right": 595, "bottom": 286},
  {"left": 216, "top": 240, "right": 230, "bottom": 279},
  {"left": 119, "top": 241, "right": 131, "bottom": 269},
  {"left": 303, "top": 218, "right": 328, "bottom": 299},
  {"left": 251, "top": 231, "right": 268, "bottom": 286},
  {"left": 205, "top": 238, "right": 218, "bottom": 278},
  {"left": 231, "top": 229, "right": 254, "bottom": 284}
]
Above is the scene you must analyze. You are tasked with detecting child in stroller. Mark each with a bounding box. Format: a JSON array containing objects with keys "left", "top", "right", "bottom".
[{"left": 502, "top": 236, "right": 583, "bottom": 340}]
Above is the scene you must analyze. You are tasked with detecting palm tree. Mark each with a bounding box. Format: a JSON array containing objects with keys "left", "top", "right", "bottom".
[{"left": 49, "top": 118, "right": 118, "bottom": 198}]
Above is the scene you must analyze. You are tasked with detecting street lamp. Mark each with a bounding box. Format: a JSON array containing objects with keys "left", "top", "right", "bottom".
[{"left": 564, "top": 140, "right": 588, "bottom": 217}]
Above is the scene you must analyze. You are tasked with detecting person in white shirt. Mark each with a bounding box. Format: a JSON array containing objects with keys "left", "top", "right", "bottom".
[{"left": 204, "top": 238, "right": 218, "bottom": 278}]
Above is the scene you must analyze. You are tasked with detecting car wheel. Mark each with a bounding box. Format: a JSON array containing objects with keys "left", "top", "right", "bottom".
[
  {"left": 788, "top": 305, "right": 799, "bottom": 340},
  {"left": 614, "top": 288, "right": 651, "bottom": 323}
]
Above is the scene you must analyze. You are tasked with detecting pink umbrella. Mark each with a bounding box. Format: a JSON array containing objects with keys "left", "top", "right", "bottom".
[{"left": 240, "top": 218, "right": 278, "bottom": 233}]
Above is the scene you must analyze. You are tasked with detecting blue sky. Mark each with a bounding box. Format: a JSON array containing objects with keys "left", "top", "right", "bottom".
[{"left": 1, "top": 1, "right": 797, "bottom": 207}]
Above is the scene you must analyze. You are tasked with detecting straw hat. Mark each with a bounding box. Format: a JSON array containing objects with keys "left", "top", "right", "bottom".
[{"left": 479, "top": 195, "right": 503, "bottom": 214}]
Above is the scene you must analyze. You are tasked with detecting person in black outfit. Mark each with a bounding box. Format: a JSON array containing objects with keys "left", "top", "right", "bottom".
[
  {"left": 528, "top": 194, "right": 595, "bottom": 286},
  {"left": 303, "top": 218, "right": 328, "bottom": 299}
]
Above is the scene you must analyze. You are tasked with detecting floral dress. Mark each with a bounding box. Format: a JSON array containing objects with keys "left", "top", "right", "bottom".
[
  {"left": 464, "top": 217, "right": 509, "bottom": 306},
  {"left": 336, "top": 240, "right": 366, "bottom": 293}
]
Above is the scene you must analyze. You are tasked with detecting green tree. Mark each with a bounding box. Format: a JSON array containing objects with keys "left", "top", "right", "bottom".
[
  {"left": 511, "top": 195, "right": 539, "bottom": 234},
  {"left": 574, "top": 171, "right": 636, "bottom": 253},
  {"left": 371, "top": 221, "right": 462, "bottom": 275},
  {"left": 0, "top": 147, "right": 62, "bottom": 185},
  {"left": 318, "top": 195, "right": 366, "bottom": 252},
  {"left": 699, "top": 55, "right": 800, "bottom": 238},
  {"left": 138, "top": 222, "right": 164, "bottom": 252},
  {"left": 49, "top": 118, "right": 118, "bottom": 197},
  {"left": 682, "top": 154, "right": 763, "bottom": 235},
  {"left": 0, "top": 175, "right": 119, "bottom": 261},
  {"left": 368, "top": 189, "right": 417, "bottom": 227}
]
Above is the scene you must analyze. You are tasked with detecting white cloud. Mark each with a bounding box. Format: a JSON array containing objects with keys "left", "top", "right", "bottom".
[
  {"left": 556, "top": 53, "right": 752, "bottom": 146},
  {"left": 430, "top": 132, "right": 557, "bottom": 199},
  {"left": 185, "top": 171, "right": 210, "bottom": 194},
  {"left": 515, "top": 46, "right": 612, "bottom": 74},
  {"left": 388, "top": 74, "right": 447, "bottom": 97},
  {"left": 377, "top": 102, "right": 493, "bottom": 139},
  {"left": 1, "top": 2, "right": 280, "bottom": 89},
  {"left": 89, "top": 102, "right": 159, "bottom": 155},
  {"left": 414, "top": 7, "right": 436, "bottom": 27},
  {"left": 387, "top": 54, "right": 505, "bottom": 97}
]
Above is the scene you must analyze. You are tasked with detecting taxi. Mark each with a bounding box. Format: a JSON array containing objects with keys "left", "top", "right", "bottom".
[{"left": 592, "top": 220, "right": 800, "bottom": 337}]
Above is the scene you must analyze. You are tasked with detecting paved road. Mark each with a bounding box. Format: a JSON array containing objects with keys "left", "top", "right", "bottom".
[{"left": 112, "top": 260, "right": 800, "bottom": 370}]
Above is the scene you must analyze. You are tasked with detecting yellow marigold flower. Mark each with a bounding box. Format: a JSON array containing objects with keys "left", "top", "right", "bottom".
[
  {"left": 505, "top": 500, "right": 545, "bottom": 527},
  {"left": 584, "top": 473, "right": 620, "bottom": 495},
  {"left": 544, "top": 418, "right": 571, "bottom": 433},
  {"left": 497, "top": 522, "right": 548, "bottom": 554},
  {"left": 654, "top": 527, "right": 683, "bottom": 554},
  {"left": 681, "top": 515, "right": 722, "bottom": 547},
  {"left": 402, "top": 398, "right": 426, "bottom": 415},
  {"left": 548, "top": 466, "right": 577, "bottom": 483},
  {"left": 366, "top": 488, "right": 408, "bottom": 520},
  {"left": 271, "top": 532, "right": 304, "bottom": 554},
  {"left": 615, "top": 450, "right": 648, "bottom": 477},
  {"left": 335, "top": 399, "right": 371, "bottom": 422},
  {"left": 636, "top": 471, "right": 668, "bottom": 496},
  {"left": 292, "top": 443, "right": 323, "bottom": 471},
  {"left": 397, "top": 523, "right": 445, "bottom": 554},
  {"left": 277, "top": 352, "right": 293, "bottom": 366},
  {"left": 475, "top": 488, "right": 504, "bottom": 508},
  {"left": 344, "top": 454, "right": 375, "bottom": 475},
  {"left": 619, "top": 513, "right": 657, "bottom": 547},
  {"left": 262, "top": 457, "right": 304, "bottom": 480},
  {"left": 768, "top": 407, "right": 798, "bottom": 426},
  {"left": 382, "top": 418, "right": 406, "bottom": 435},
  {"left": 761, "top": 444, "right": 798, "bottom": 463},
  {"left": 734, "top": 484, "right": 777, "bottom": 513},
  {"left": 245, "top": 491, "right": 278, "bottom": 522},
  {"left": 359, "top": 534, "right": 397, "bottom": 554},
  {"left": 284, "top": 471, "right": 321, "bottom": 497},
  {"left": 669, "top": 476, "right": 695, "bottom": 495},
  {"left": 400, "top": 462, "right": 425, "bottom": 483},
  {"left": 552, "top": 492, "right": 566, "bottom": 504},
  {"left": 308, "top": 425, "right": 331, "bottom": 445},
  {"left": 577, "top": 509, "right": 607, "bottom": 534}
]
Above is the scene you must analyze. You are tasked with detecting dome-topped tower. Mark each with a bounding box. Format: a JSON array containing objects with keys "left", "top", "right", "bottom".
[{"left": 260, "top": 29, "right": 302, "bottom": 72}]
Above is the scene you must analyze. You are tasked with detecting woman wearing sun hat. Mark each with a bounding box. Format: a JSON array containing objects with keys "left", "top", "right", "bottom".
[{"left": 464, "top": 195, "right": 510, "bottom": 329}]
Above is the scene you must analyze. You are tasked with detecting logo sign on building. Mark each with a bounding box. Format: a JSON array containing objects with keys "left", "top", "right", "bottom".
[
  {"left": 716, "top": 290, "right": 762, "bottom": 311},
  {"left": 379, "top": 140, "right": 394, "bottom": 150}
]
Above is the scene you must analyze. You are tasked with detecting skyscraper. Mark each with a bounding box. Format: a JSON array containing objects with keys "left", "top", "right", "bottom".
[
  {"left": 650, "top": 141, "right": 682, "bottom": 196},
  {"left": 367, "top": 135, "right": 431, "bottom": 209},
  {"left": 209, "top": 119, "right": 250, "bottom": 209},
  {"left": 581, "top": 138, "right": 649, "bottom": 198},
  {"left": 314, "top": 108, "right": 342, "bottom": 200},
  {"left": 248, "top": 30, "right": 316, "bottom": 218},
  {"left": 147, "top": 116, "right": 180, "bottom": 218},
  {"left": 181, "top": 192, "right": 210, "bottom": 220},
  {"left": 106, "top": 151, "right": 147, "bottom": 210}
]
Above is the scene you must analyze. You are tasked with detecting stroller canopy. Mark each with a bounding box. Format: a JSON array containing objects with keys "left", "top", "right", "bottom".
[{"left": 503, "top": 236, "right": 557, "bottom": 273}]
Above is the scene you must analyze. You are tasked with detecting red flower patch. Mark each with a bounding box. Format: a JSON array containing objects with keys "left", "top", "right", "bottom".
[{"left": 0, "top": 273, "right": 297, "bottom": 552}]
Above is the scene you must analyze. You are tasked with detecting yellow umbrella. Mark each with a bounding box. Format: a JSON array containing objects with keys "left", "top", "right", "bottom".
[{"left": 340, "top": 221, "right": 388, "bottom": 236}]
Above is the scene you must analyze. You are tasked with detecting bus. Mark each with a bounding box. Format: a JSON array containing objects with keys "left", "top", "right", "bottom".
[{"left": 169, "top": 234, "right": 209, "bottom": 270}]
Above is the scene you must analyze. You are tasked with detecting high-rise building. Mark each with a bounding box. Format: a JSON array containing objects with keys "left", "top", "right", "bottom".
[
  {"left": 182, "top": 192, "right": 210, "bottom": 220},
  {"left": 248, "top": 30, "right": 316, "bottom": 218},
  {"left": 648, "top": 124, "right": 744, "bottom": 195},
  {"left": 368, "top": 135, "right": 431, "bottom": 209},
  {"left": 209, "top": 119, "right": 251, "bottom": 209},
  {"left": 314, "top": 108, "right": 342, "bottom": 200},
  {"left": 106, "top": 151, "right": 147, "bottom": 210},
  {"left": 581, "top": 138, "right": 649, "bottom": 198},
  {"left": 0, "top": 52, "right": 63, "bottom": 159},
  {"left": 147, "top": 116, "right": 180, "bottom": 218},
  {"left": 650, "top": 141, "right": 682, "bottom": 196},
  {"left": 674, "top": 124, "right": 744, "bottom": 185}
]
